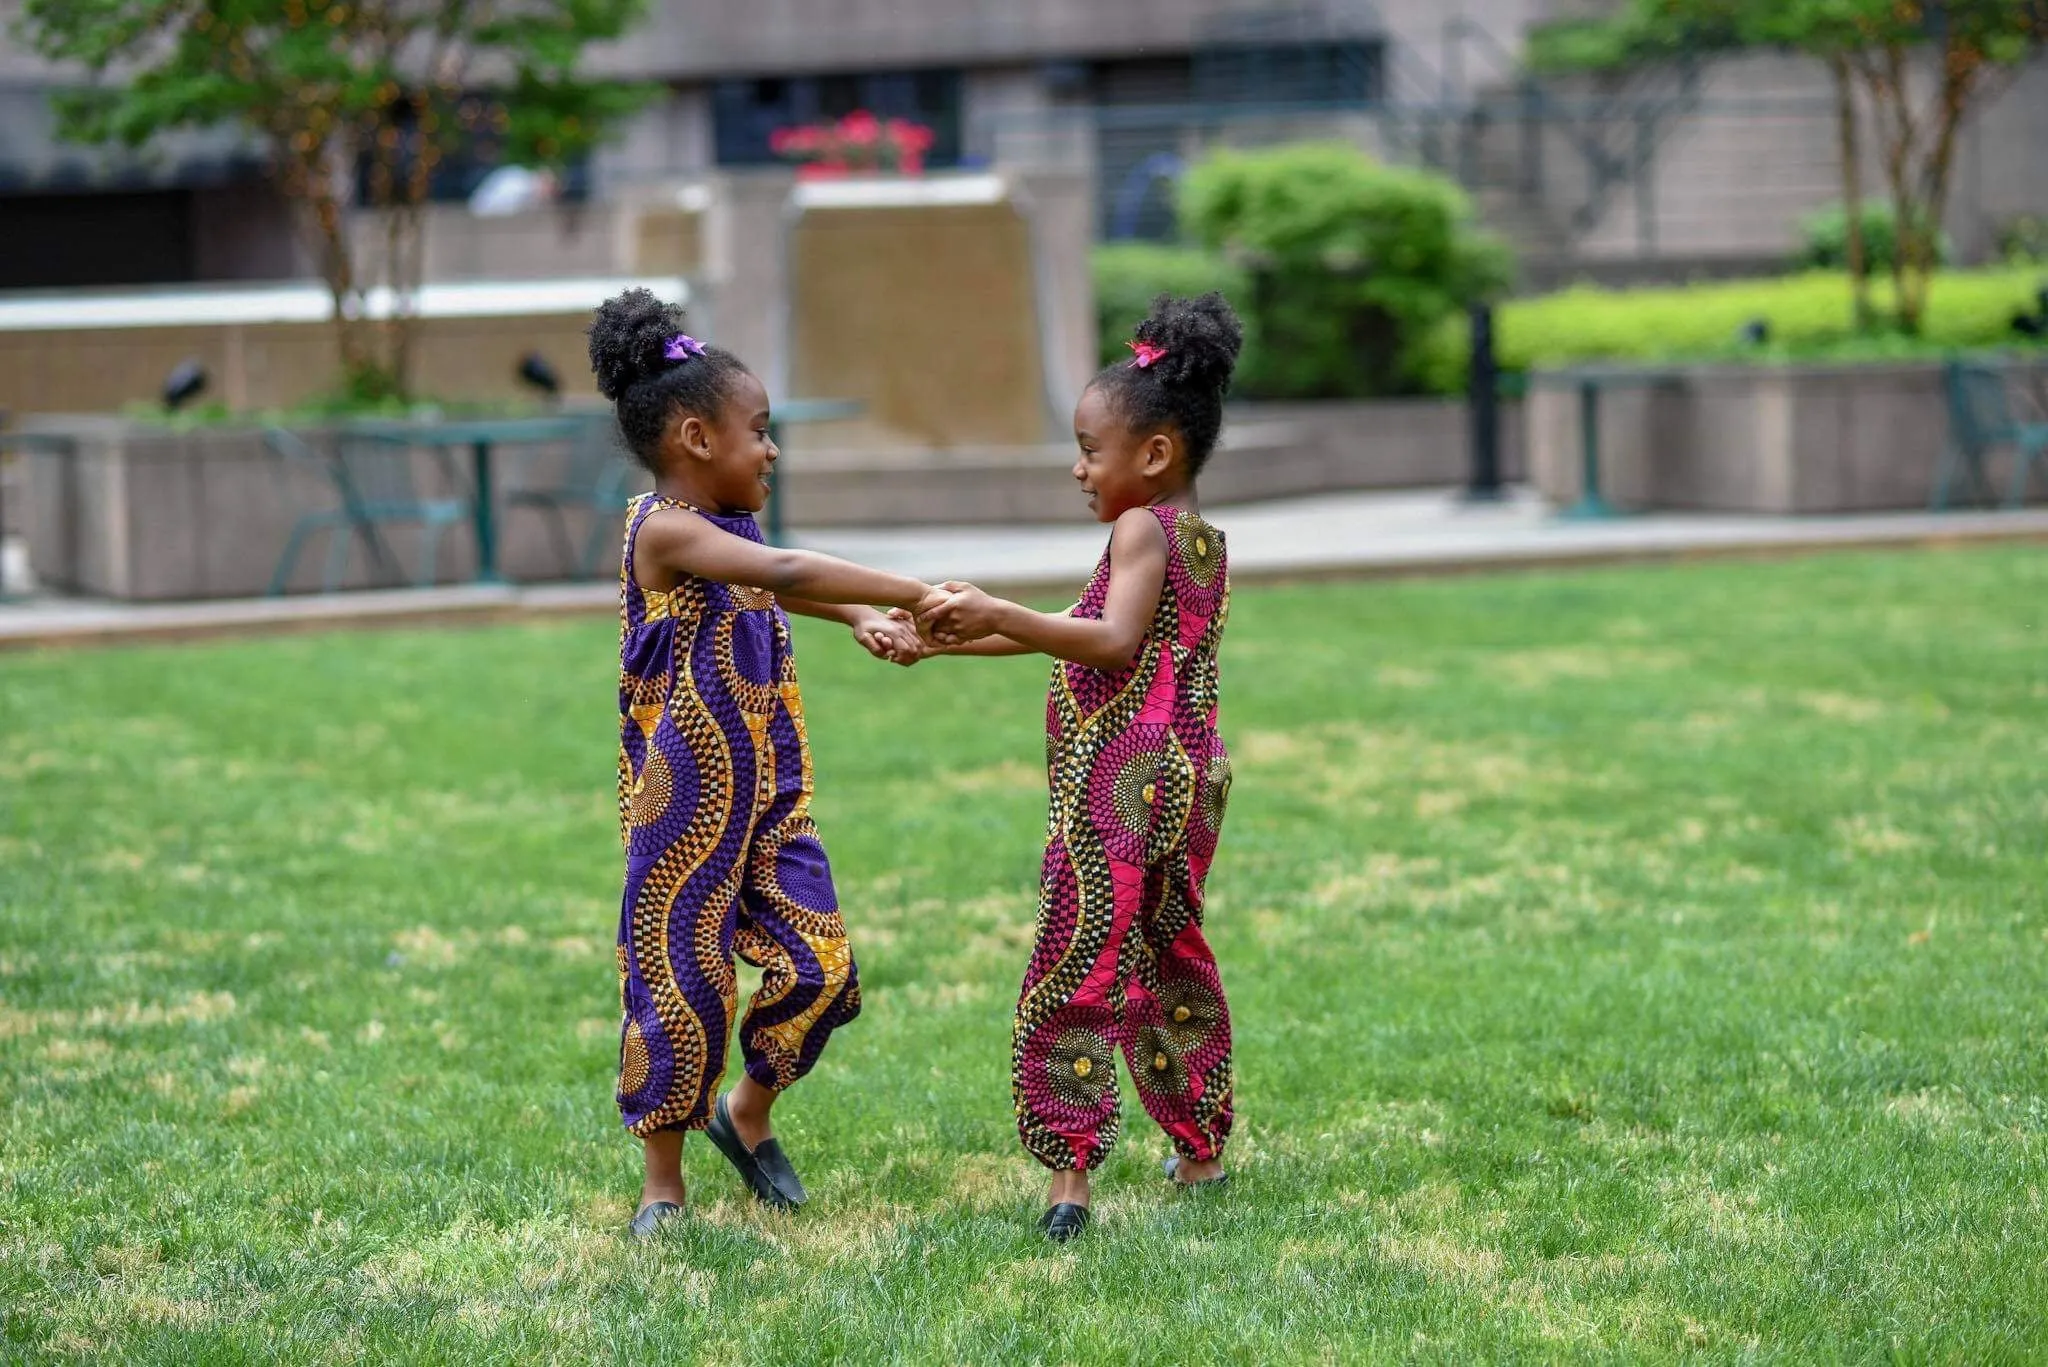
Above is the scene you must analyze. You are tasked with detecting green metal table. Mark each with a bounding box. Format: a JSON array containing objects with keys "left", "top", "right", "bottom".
[
  {"left": 344, "top": 415, "right": 599, "bottom": 584},
  {"left": 764, "top": 399, "right": 863, "bottom": 545},
  {"left": 1528, "top": 367, "right": 1681, "bottom": 521}
]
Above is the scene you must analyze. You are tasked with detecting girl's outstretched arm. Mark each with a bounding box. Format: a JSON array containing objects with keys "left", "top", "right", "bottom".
[
  {"left": 785, "top": 596, "right": 923, "bottom": 665},
  {"left": 636, "top": 506, "right": 945, "bottom": 614},
  {"left": 922, "top": 509, "right": 1167, "bottom": 672},
  {"left": 933, "top": 636, "right": 1039, "bottom": 657}
]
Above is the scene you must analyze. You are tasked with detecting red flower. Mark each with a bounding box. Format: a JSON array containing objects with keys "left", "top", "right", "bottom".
[
  {"left": 839, "top": 110, "right": 881, "bottom": 145},
  {"left": 772, "top": 114, "right": 936, "bottom": 176}
]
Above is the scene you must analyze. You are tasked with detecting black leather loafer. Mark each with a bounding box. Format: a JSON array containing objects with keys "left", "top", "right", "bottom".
[
  {"left": 628, "top": 1200, "right": 682, "bottom": 1240},
  {"left": 706, "top": 1093, "right": 805, "bottom": 1209},
  {"left": 1163, "top": 1156, "right": 1230, "bottom": 1190},
  {"left": 1038, "top": 1202, "right": 1090, "bottom": 1243}
]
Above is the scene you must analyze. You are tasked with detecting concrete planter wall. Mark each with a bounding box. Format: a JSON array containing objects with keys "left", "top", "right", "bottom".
[
  {"left": 22, "top": 397, "right": 1506, "bottom": 600},
  {"left": 23, "top": 418, "right": 619, "bottom": 601},
  {"left": 1528, "top": 360, "right": 2040, "bottom": 514},
  {"left": 776, "top": 397, "right": 1520, "bottom": 526}
]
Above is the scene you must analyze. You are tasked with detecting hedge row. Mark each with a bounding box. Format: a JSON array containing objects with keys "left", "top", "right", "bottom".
[{"left": 1095, "top": 246, "right": 2048, "bottom": 396}]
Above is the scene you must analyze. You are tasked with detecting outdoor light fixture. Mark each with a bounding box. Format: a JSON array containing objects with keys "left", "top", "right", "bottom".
[
  {"left": 517, "top": 351, "right": 561, "bottom": 399},
  {"left": 2012, "top": 284, "right": 2048, "bottom": 339},
  {"left": 162, "top": 359, "right": 208, "bottom": 411},
  {"left": 1738, "top": 318, "right": 1770, "bottom": 347}
]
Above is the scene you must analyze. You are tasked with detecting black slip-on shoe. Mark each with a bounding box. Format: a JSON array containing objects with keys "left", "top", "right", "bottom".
[
  {"left": 628, "top": 1200, "right": 683, "bottom": 1240},
  {"left": 706, "top": 1092, "right": 804, "bottom": 1209},
  {"left": 1037, "top": 1202, "right": 1090, "bottom": 1243},
  {"left": 1163, "top": 1156, "right": 1231, "bottom": 1190}
]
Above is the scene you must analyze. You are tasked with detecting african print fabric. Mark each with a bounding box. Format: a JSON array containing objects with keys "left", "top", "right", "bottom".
[
  {"left": 1015, "top": 504, "right": 1235, "bottom": 1171},
  {"left": 614, "top": 493, "right": 859, "bottom": 1137}
]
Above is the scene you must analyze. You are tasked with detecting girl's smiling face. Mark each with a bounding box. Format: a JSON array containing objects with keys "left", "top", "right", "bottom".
[
  {"left": 667, "top": 370, "right": 779, "bottom": 514},
  {"left": 1071, "top": 383, "right": 1179, "bottom": 523}
]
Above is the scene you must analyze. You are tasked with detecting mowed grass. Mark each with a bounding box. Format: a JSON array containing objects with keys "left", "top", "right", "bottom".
[{"left": 2, "top": 546, "right": 2046, "bottom": 1363}]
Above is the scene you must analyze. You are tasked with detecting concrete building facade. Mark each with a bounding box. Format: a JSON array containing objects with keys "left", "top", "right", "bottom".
[{"left": 0, "top": 0, "right": 2043, "bottom": 291}]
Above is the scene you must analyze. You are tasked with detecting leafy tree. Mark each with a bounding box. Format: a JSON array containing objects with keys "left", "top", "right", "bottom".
[
  {"left": 22, "top": 0, "right": 655, "bottom": 399},
  {"left": 1540, "top": 0, "right": 2046, "bottom": 333},
  {"left": 1821, "top": 1, "right": 2047, "bottom": 332}
]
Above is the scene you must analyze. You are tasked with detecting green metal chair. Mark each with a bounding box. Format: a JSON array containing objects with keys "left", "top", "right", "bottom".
[
  {"left": 504, "top": 417, "right": 637, "bottom": 579},
  {"left": 1935, "top": 359, "right": 2048, "bottom": 511},
  {"left": 265, "top": 428, "right": 471, "bottom": 595}
]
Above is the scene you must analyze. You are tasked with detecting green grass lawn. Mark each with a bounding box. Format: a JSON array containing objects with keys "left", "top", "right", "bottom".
[{"left": 3, "top": 547, "right": 2046, "bottom": 1363}]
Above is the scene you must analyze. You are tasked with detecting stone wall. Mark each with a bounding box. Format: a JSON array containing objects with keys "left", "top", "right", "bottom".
[
  {"left": 579, "top": 0, "right": 1537, "bottom": 80},
  {"left": 1526, "top": 361, "right": 2046, "bottom": 514},
  {"left": 1563, "top": 52, "right": 2048, "bottom": 269},
  {"left": 0, "top": 171, "right": 1099, "bottom": 452},
  {"left": 21, "top": 396, "right": 1507, "bottom": 599},
  {"left": 22, "top": 418, "right": 624, "bottom": 600},
  {"left": 0, "top": 305, "right": 620, "bottom": 418}
]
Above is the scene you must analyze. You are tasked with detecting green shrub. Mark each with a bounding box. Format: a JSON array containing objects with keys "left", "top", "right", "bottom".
[
  {"left": 1178, "top": 143, "right": 1512, "bottom": 400},
  {"left": 1423, "top": 266, "right": 2048, "bottom": 391},
  {"left": 1798, "top": 202, "right": 1950, "bottom": 274},
  {"left": 1998, "top": 214, "right": 2048, "bottom": 265},
  {"left": 1090, "top": 243, "right": 1251, "bottom": 371}
]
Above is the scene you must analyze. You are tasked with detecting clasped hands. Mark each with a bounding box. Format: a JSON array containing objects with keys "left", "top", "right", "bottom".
[{"left": 851, "top": 582, "right": 1001, "bottom": 666}]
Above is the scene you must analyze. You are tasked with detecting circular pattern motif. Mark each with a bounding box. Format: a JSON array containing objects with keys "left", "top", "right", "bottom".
[
  {"left": 1200, "top": 751, "right": 1233, "bottom": 833},
  {"left": 714, "top": 616, "right": 782, "bottom": 719},
  {"left": 1157, "top": 977, "right": 1222, "bottom": 1055},
  {"left": 1132, "top": 1024, "right": 1190, "bottom": 1100},
  {"left": 1176, "top": 516, "right": 1223, "bottom": 588},
  {"left": 629, "top": 748, "right": 673, "bottom": 829},
  {"left": 1114, "top": 754, "right": 1162, "bottom": 835},
  {"left": 618, "top": 1018, "right": 651, "bottom": 1097},
  {"left": 1046, "top": 1027, "right": 1115, "bottom": 1109},
  {"left": 1087, "top": 725, "right": 1172, "bottom": 864}
]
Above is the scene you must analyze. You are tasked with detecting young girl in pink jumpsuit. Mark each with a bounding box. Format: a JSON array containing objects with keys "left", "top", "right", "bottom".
[{"left": 919, "top": 293, "right": 1245, "bottom": 1241}]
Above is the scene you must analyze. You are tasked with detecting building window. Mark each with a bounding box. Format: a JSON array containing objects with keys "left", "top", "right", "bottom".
[
  {"left": 712, "top": 69, "right": 962, "bottom": 169},
  {"left": 1194, "top": 40, "right": 1385, "bottom": 105}
]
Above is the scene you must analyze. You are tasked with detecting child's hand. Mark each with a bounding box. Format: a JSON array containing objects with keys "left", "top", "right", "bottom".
[
  {"left": 921, "top": 581, "right": 1004, "bottom": 646},
  {"left": 854, "top": 611, "right": 925, "bottom": 666},
  {"left": 912, "top": 585, "right": 955, "bottom": 626},
  {"left": 884, "top": 607, "right": 931, "bottom": 659}
]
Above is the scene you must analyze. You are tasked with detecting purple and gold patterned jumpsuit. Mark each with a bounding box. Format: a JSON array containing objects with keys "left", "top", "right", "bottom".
[
  {"left": 1014, "top": 504, "right": 1235, "bottom": 1171},
  {"left": 613, "top": 494, "right": 859, "bottom": 1136}
]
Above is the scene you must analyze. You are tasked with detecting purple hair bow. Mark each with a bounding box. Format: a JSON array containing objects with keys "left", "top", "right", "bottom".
[{"left": 664, "top": 333, "right": 707, "bottom": 362}]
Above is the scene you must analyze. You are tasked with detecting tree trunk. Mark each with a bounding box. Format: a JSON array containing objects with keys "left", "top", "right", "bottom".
[
  {"left": 1830, "top": 54, "right": 1872, "bottom": 332},
  {"left": 302, "top": 157, "right": 369, "bottom": 384},
  {"left": 1906, "top": 53, "right": 1979, "bottom": 340},
  {"left": 390, "top": 99, "right": 440, "bottom": 402},
  {"left": 1856, "top": 45, "right": 1923, "bottom": 334}
]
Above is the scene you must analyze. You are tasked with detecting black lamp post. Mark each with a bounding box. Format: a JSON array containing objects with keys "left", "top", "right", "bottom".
[{"left": 1465, "top": 300, "right": 1505, "bottom": 502}]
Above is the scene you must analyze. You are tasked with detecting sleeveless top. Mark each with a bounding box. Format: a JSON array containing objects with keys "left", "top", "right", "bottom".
[
  {"left": 615, "top": 493, "right": 803, "bottom": 857},
  {"left": 1045, "top": 504, "right": 1232, "bottom": 868}
]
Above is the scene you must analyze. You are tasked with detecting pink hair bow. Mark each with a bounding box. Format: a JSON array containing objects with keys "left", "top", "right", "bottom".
[
  {"left": 664, "top": 333, "right": 707, "bottom": 362},
  {"left": 1127, "top": 340, "right": 1168, "bottom": 369}
]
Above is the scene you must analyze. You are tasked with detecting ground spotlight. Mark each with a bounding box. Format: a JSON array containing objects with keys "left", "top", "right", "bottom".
[
  {"left": 162, "top": 359, "right": 208, "bottom": 411},
  {"left": 517, "top": 351, "right": 561, "bottom": 399},
  {"left": 1738, "top": 318, "right": 1770, "bottom": 347}
]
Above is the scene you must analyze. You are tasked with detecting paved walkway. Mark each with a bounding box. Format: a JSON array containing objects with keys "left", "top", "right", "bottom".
[{"left": 4, "top": 487, "right": 2046, "bottom": 650}]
